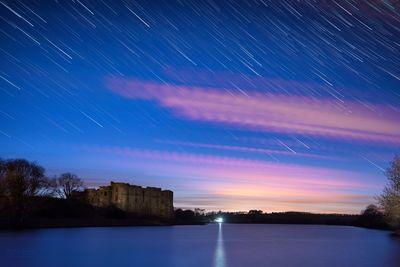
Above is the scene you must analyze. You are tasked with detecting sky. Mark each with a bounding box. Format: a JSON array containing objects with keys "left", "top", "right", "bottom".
[{"left": 0, "top": 0, "right": 400, "bottom": 214}]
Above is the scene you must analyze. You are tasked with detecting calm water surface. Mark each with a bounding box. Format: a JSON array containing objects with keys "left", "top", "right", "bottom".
[{"left": 0, "top": 224, "right": 399, "bottom": 267}]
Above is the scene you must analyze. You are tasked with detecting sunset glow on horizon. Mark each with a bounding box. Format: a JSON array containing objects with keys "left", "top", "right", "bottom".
[{"left": 1, "top": 0, "right": 400, "bottom": 214}]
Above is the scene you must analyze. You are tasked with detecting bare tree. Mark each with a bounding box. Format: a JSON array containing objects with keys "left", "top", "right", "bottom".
[
  {"left": 378, "top": 155, "right": 400, "bottom": 230},
  {"left": 1, "top": 159, "right": 47, "bottom": 198},
  {"left": 0, "top": 159, "right": 48, "bottom": 224},
  {"left": 54, "top": 173, "right": 84, "bottom": 199}
]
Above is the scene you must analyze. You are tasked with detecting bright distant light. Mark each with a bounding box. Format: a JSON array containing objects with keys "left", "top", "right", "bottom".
[{"left": 215, "top": 217, "right": 223, "bottom": 223}]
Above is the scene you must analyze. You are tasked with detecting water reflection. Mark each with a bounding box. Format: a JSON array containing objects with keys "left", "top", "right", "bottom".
[
  {"left": 213, "top": 223, "right": 226, "bottom": 267},
  {"left": 1, "top": 225, "right": 399, "bottom": 267}
]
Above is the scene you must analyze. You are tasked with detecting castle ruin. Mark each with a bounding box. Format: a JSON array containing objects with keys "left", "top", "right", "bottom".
[{"left": 82, "top": 182, "right": 174, "bottom": 219}]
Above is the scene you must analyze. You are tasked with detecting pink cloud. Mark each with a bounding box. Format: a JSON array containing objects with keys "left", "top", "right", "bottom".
[
  {"left": 106, "top": 77, "right": 400, "bottom": 144},
  {"left": 79, "top": 143, "right": 368, "bottom": 187},
  {"left": 77, "top": 144, "right": 381, "bottom": 213}
]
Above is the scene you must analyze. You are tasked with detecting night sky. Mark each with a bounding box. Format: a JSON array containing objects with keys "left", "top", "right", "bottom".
[{"left": 1, "top": 0, "right": 400, "bottom": 213}]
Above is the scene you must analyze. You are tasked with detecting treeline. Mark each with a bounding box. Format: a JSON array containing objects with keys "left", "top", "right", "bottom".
[
  {"left": 210, "top": 209, "right": 386, "bottom": 228},
  {"left": 0, "top": 158, "right": 87, "bottom": 227},
  {"left": 174, "top": 208, "right": 388, "bottom": 229}
]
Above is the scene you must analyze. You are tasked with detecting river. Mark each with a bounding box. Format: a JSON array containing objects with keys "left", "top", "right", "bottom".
[{"left": 0, "top": 224, "right": 399, "bottom": 267}]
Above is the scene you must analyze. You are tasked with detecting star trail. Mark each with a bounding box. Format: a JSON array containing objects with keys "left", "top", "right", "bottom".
[{"left": 1, "top": 0, "right": 400, "bottom": 213}]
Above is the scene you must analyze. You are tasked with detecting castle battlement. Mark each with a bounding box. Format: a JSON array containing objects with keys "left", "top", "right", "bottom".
[{"left": 82, "top": 182, "right": 174, "bottom": 219}]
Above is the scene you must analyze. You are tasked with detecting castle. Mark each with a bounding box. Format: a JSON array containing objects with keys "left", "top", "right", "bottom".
[{"left": 82, "top": 182, "right": 174, "bottom": 219}]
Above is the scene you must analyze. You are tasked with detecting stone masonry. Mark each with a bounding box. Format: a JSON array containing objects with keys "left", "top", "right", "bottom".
[{"left": 83, "top": 182, "right": 174, "bottom": 219}]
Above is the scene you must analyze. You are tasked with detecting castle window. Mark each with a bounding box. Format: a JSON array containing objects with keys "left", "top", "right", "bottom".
[
  {"left": 104, "top": 192, "right": 107, "bottom": 196},
  {"left": 115, "top": 196, "right": 118, "bottom": 201}
]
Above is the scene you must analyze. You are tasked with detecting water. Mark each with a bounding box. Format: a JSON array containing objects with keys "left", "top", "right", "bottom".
[{"left": 0, "top": 224, "right": 399, "bottom": 267}]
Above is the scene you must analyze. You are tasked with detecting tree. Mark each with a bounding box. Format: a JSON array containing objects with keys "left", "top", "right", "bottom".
[
  {"left": 0, "top": 159, "right": 48, "bottom": 198},
  {"left": 194, "top": 208, "right": 205, "bottom": 215},
  {"left": 0, "top": 159, "right": 48, "bottom": 224},
  {"left": 386, "top": 155, "right": 400, "bottom": 191},
  {"left": 362, "top": 204, "right": 381, "bottom": 217},
  {"left": 248, "top": 210, "right": 263, "bottom": 214},
  {"left": 0, "top": 158, "right": 6, "bottom": 210},
  {"left": 378, "top": 156, "right": 400, "bottom": 230},
  {"left": 53, "top": 173, "right": 83, "bottom": 199},
  {"left": 356, "top": 204, "right": 386, "bottom": 229},
  {"left": 0, "top": 158, "right": 5, "bottom": 196}
]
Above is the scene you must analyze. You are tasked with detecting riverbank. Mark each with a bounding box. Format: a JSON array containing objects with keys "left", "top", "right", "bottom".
[
  {"left": 0, "top": 216, "right": 396, "bottom": 233},
  {"left": 0, "top": 198, "right": 393, "bottom": 231},
  {"left": 0, "top": 218, "right": 172, "bottom": 230},
  {"left": 0, "top": 218, "right": 400, "bottom": 234},
  {"left": 0, "top": 196, "right": 175, "bottom": 230}
]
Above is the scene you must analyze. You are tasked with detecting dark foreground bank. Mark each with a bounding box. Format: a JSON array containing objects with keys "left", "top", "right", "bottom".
[
  {"left": 0, "top": 197, "right": 174, "bottom": 229},
  {"left": 0, "top": 196, "right": 394, "bottom": 231}
]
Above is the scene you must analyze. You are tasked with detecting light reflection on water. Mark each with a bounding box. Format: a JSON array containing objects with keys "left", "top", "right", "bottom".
[{"left": 213, "top": 223, "right": 225, "bottom": 267}]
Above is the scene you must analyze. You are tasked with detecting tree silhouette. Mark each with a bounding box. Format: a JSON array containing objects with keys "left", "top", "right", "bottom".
[
  {"left": 378, "top": 155, "right": 400, "bottom": 230},
  {"left": 52, "top": 173, "right": 84, "bottom": 199},
  {"left": 0, "top": 158, "right": 5, "bottom": 196},
  {"left": 0, "top": 159, "right": 48, "bottom": 224},
  {"left": 362, "top": 204, "right": 381, "bottom": 217}
]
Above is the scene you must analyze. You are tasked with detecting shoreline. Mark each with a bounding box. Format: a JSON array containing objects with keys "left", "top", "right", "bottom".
[{"left": 0, "top": 220, "right": 395, "bottom": 233}]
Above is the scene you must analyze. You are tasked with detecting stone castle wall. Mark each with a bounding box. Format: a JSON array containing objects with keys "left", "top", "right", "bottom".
[{"left": 83, "top": 182, "right": 174, "bottom": 219}]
